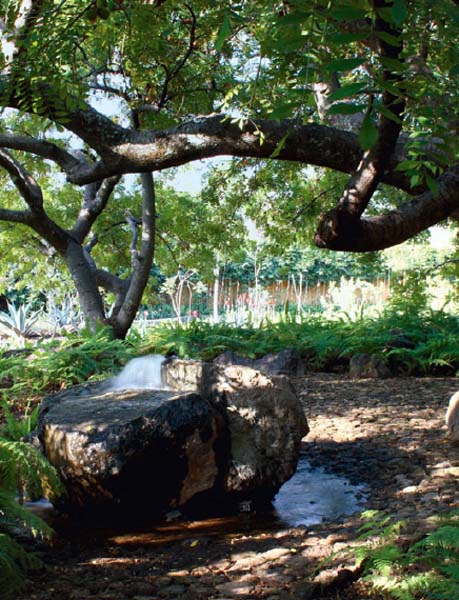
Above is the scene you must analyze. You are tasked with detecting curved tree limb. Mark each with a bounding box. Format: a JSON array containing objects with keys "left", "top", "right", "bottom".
[
  {"left": 315, "top": 0, "right": 406, "bottom": 248},
  {"left": 112, "top": 170, "right": 156, "bottom": 338},
  {"left": 0, "top": 133, "right": 82, "bottom": 173},
  {"left": 0, "top": 207, "right": 31, "bottom": 223},
  {"left": 55, "top": 116, "right": 413, "bottom": 191},
  {"left": 314, "top": 166, "right": 459, "bottom": 251},
  {"left": 71, "top": 175, "right": 120, "bottom": 243},
  {"left": 0, "top": 148, "right": 69, "bottom": 252},
  {"left": 0, "top": 147, "right": 43, "bottom": 211}
]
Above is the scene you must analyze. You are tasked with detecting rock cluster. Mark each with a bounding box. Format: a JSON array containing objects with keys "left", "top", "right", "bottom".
[{"left": 38, "top": 358, "right": 308, "bottom": 519}]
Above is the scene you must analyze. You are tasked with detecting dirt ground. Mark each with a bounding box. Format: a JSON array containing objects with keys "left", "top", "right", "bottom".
[{"left": 16, "top": 374, "right": 459, "bottom": 600}]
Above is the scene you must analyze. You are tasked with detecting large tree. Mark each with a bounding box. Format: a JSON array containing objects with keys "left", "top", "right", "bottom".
[{"left": 0, "top": 0, "right": 458, "bottom": 334}]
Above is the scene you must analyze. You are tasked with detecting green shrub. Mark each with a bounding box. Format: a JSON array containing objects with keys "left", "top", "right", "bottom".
[
  {"left": 0, "top": 327, "right": 137, "bottom": 401},
  {"left": 141, "top": 309, "right": 459, "bottom": 375}
]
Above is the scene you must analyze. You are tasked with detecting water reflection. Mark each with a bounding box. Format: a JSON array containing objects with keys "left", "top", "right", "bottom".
[
  {"left": 26, "top": 458, "right": 367, "bottom": 545},
  {"left": 273, "top": 459, "right": 367, "bottom": 527}
]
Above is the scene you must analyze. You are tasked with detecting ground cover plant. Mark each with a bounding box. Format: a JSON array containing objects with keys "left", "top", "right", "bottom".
[
  {"left": 349, "top": 510, "right": 459, "bottom": 600},
  {"left": 0, "top": 327, "right": 137, "bottom": 412},
  {"left": 142, "top": 309, "right": 459, "bottom": 376},
  {"left": 0, "top": 403, "right": 63, "bottom": 598}
]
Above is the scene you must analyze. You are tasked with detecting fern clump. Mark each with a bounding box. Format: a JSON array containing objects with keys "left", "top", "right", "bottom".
[
  {"left": 353, "top": 510, "right": 459, "bottom": 600},
  {"left": 0, "top": 405, "right": 63, "bottom": 598}
]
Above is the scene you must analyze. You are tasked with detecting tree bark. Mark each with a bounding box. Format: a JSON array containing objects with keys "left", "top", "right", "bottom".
[
  {"left": 110, "top": 172, "right": 156, "bottom": 339},
  {"left": 315, "top": 0, "right": 406, "bottom": 249},
  {"left": 64, "top": 239, "right": 106, "bottom": 330}
]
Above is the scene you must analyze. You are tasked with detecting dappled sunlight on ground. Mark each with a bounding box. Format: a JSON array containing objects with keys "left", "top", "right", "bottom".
[{"left": 16, "top": 374, "right": 459, "bottom": 600}]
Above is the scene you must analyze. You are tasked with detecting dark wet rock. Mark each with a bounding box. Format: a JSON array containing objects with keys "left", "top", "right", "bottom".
[
  {"left": 38, "top": 361, "right": 308, "bottom": 518},
  {"left": 213, "top": 348, "right": 305, "bottom": 377},
  {"left": 39, "top": 386, "right": 226, "bottom": 516},
  {"left": 349, "top": 353, "right": 391, "bottom": 379}
]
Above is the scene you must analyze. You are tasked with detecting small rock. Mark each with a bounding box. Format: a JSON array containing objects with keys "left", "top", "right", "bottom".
[
  {"left": 349, "top": 354, "right": 391, "bottom": 379},
  {"left": 216, "top": 580, "right": 254, "bottom": 596},
  {"left": 159, "top": 583, "right": 187, "bottom": 597}
]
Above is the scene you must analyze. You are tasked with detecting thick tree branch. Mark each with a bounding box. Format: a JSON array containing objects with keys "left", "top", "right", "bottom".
[
  {"left": 314, "top": 166, "right": 459, "bottom": 251},
  {"left": 0, "top": 207, "right": 31, "bottom": 223},
  {"left": 112, "top": 171, "right": 156, "bottom": 338},
  {"left": 315, "top": 0, "right": 406, "bottom": 248},
  {"left": 2, "top": 82, "right": 128, "bottom": 158},
  {"left": 0, "top": 133, "right": 82, "bottom": 173},
  {"left": 0, "top": 148, "right": 43, "bottom": 211},
  {"left": 0, "top": 149, "right": 70, "bottom": 252},
  {"left": 71, "top": 175, "right": 120, "bottom": 243},
  {"left": 61, "top": 116, "right": 414, "bottom": 191}
]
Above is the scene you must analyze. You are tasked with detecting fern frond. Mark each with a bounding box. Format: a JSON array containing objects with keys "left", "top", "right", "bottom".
[
  {"left": 0, "top": 490, "right": 53, "bottom": 541},
  {"left": 0, "top": 532, "right": 42, "bottom": 598},
  {"left": 0, "top": 437, "right": 63, "bottom": 499}
]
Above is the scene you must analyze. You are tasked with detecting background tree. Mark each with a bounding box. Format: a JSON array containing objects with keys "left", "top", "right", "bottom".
[{"left": 0, "top": 1, "right": 459, "bottom": 334}]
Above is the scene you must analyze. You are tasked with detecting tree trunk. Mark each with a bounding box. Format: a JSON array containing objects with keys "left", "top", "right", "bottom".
[
  {"left": 110, "top": 172, "right": 156, "bottom": 339},
  {"left": 64, "top": 239, "right": 106, "bottom": 331},
  {"left": 213, "top": 264, "right": 220, "bottom": 323}
]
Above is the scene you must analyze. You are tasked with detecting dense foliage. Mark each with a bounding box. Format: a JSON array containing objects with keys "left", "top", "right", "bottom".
[{"left": 0, "top": 1, "right": 458, "bottom": 335}]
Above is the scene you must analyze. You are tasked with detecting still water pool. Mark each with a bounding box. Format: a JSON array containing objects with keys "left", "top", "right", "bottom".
[
  {"left": 27, "top": 456, "right": 367, "bottom": 544},
  {"left": 273, "top": 458, "right": 367, "bottom": 527}
]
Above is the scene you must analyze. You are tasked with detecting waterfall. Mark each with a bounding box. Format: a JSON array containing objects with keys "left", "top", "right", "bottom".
[{"left": 109, "top": 354, "right": 167, "bottom": 391}]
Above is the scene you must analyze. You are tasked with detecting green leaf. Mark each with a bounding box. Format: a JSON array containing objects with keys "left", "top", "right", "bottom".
[
  {"left": 329, "top": 82, "right": 367, "bottom": 101},
  {"left": 378, "top": 105, "right": 402, "bottom": 124},
  {"left": 324, "top": 57, "right": 366, "bottom": 72},
  {"left": 378, "top": 56, "right": 407, "bottom": 71},
  {"left": 215, "top": 14, "right": 232, "bottom": 51},
  {"left": 331, "top": 6, "right": 367, "bottom": 21},
  {"left": 395, "top": 159, "right": 422, "bottom": 171},
  {"left": 391, "top": 0, "right": 408, "bottom": 26},
  {"left": 268, "top": 103, "right": 298, "bottom": 119},
  {"left": 329, "top": 102, "right": 366, "bottom": 115},
  {"left": 426, "top": 173, "right": 439, "bottom": 197},
  {"left": 410, "top": 174, "right": 421, "bottom": 187},
  {"left": 270, "top": 132, "right": 290, "bottom": 158},
  {"left": 358, "top": 115, "right": 378, "bottom": 150},
  {"left": 277, "top": 12, "right": 310, "bottom": 25}
]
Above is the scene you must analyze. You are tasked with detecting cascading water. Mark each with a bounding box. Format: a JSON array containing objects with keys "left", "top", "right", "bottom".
[{"left": 109, "top": 354, "right": 168, "bottom": 391}]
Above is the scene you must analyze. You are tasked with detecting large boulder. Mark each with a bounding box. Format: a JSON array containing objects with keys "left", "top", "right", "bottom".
[
  {"left": 202, "top": 363, "right": 309, "bottom": 501},
  {"left": 163, "top": 358, "right": 309, "bottom": 500},
  {"left": 38, "top": 384, "right": 227, "bottom": 516},
  {"left": 38, "top": 358, "right": 308, "bottom": 519}
]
